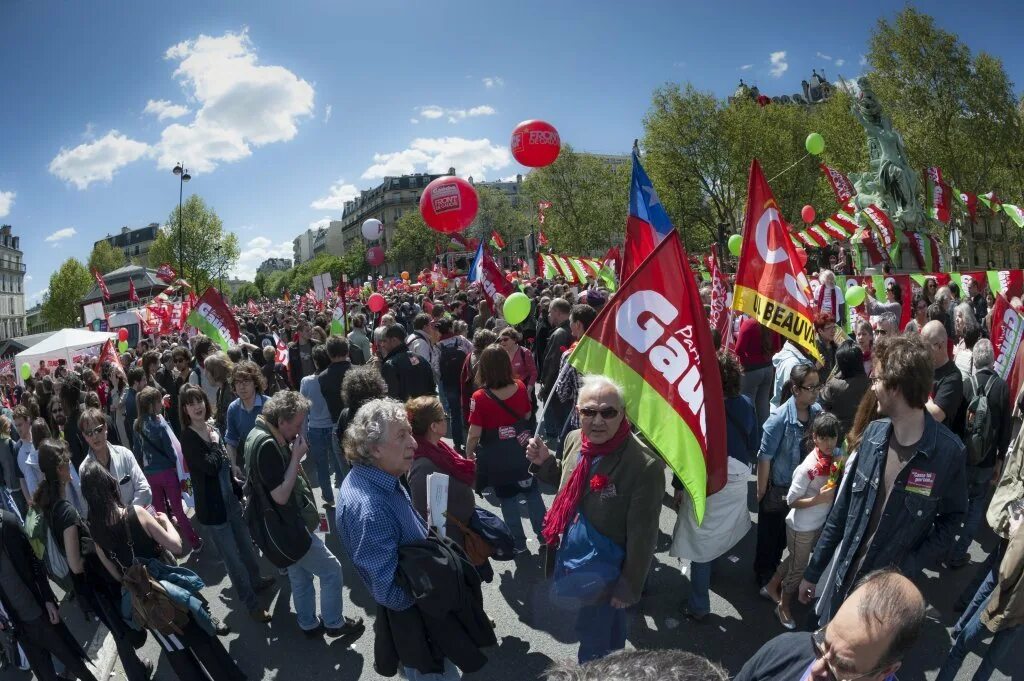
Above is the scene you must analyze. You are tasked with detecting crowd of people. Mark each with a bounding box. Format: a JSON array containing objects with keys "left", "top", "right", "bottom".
[{"left": 0, "top": 268, "right": 1020, "bottom": 680}]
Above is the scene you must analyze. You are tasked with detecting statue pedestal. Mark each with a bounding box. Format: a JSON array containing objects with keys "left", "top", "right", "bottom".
[{"left": 850, "top": 230, "right": 941, "bottom": 274}]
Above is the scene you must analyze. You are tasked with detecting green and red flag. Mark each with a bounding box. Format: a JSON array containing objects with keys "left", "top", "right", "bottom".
[
  {"left": 732, "top": 159, "right": 821, "bottom": 362},
  {"left": 819, "top": 163, "right": 856, "bottom": 204},
  {"left": 567, "top": 229, "right": 726, "bottom": 522},
  {"left": 990, "top": 294, "right": 1024, "bottom": 404},
  {"left": 953, "top": 188, "right": 979, "bottom": 222},
  {"left": 979, "top": 191, "right": 1003, "bottom": 214},
  {"left": 186, "top": 287, "right": 240, "bottom": 351},
  {"left": 1003, "top": 204, "right": 1024, "bottom": 229},
  {"left": 489, "top": 230, "right": 506, "bottom": 250},
  {"left": 924, "top": 167, "right": 952, "bottom": 224},
  {"left": 906, "top": 232, "right": 945, "bottom": 272},
  {"left": 597, "top": 246, "right": 619, "bottom": 292}
]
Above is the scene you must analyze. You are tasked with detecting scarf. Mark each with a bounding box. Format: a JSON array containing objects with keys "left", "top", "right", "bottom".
[
  {"left": 808, "top": 447, "right": 833, "bottom": 480},
  {"left": 413, "top": 436, "right": 475, "bottom": 486},
  {"left": 541, "top": 417, "right": 632, "bottom": 546}
]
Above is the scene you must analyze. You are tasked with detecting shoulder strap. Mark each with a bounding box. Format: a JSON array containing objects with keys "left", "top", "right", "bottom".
[{"left": 484, "top": 388, "right": 526, "bottom": 421}]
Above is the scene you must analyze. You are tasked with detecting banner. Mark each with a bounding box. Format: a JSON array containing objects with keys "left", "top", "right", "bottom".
[
  {"left": 536, "top": 253, "right": 603, "bottom": 285},
  {"left": 987, "top": 270, "right": 1024, "bottom": 300},
  {"left": 567, "top": 230, "right": 726, "bottom": 523},
  {"left": 732, "top": 160, "right": 821, "bottom": 362},
  {"left": 489, "top": 230, "right": 506, "bottom": 250},
  {"left": 820, "top": 163, "right": 856, "bottom": 204},
  {"left": 468, "top": 243, "right": 514, "bottom": 307},
  {"left": 925, "top": 167, "right": 952, "bottom": 224},
  {"left": 156, "top": 263, "right": 177, "bottom": 284},
  {"left": 93, "top": 270, "right": 110, "bottom": 301},
  {"left": 705, "top": 245, "right": 732, "bottom": 346},
  {"left": 597, "top": 246, "right": 619, "bottom": 292},
  {"left": 128, "top": 279, "right": 139, "bottom": 303},
  {"left": 990, "top": 294, "right": 1024, "bottom": 382},
  {"left": 1004, "top": 204, "right": 1024, "bottom": 229},
  {"left": 791, "top": 203, "right": 858, "bottom": 247},
  {"left": 862, "top": 204, "right": 897, "bottom": 253},
  {"left": 953, "top": 188, "right": 979, "bottom": 222},
  {"left": 906, "top": 232, "right": 945, "bottom": 272},
  {"left": 186, "top": 288, "right": 240, "bottom": 351},
  {"left": 979, "top": 191, "right": 1002, "bottom": 214}
]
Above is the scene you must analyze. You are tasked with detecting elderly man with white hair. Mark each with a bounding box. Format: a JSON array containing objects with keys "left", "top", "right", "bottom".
[
  {"left": 526, "top": 375, "right": 665, "bottom": 663},
  {"left": 946, "top": 338, "right": 1011, "bottom": 569}
]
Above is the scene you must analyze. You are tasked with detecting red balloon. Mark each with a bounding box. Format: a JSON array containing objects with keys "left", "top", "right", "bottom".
[
  {"left": 419, "top": 176, "right": 479, "bottom": 234},
  {"left": 367, "top": 293, "right": 386, "bottom": 313},
  {"left": 795, "top": 246, "right": 809, "bottom": 271},
  {"left": 801, "top": 205, "right": 816, "bottom": 223},
  {"left": 117, "top": 328, "right": 128, "bottom": 342},
  {"left": 510, "top": 120, "right": 561, "bottom": 168},
  {"left": 366, "top": 246, "right": 386, "bottom": 267}
]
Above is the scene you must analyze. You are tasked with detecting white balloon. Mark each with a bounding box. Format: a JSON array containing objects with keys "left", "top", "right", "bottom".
[{"left": 361, "top": 218, "right": 383, "bottom": 241}]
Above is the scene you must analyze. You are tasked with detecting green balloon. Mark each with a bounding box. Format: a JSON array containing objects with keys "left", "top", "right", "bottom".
[
  {"left": 845, "top": 285, "right": 866, "bottom": 307},
  {"left": 805, "top": 132, "right": 825, "bottom": 156},
  {"left": 503, "top": 292, "right": 531, "bottom": 325},
  {"left": 20, "top": 363, "right": 31, "bottom": 380},
  {"left": 118, "top": 340, "right": 129, "bottom": 353},
  {"left": 728, "top": 233, "right": 743, "bottom": 257}
]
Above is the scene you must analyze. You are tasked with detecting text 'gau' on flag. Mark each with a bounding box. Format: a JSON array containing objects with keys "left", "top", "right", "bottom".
[{"left": 567, "top": 230, "right": 726, "bottom": 523}]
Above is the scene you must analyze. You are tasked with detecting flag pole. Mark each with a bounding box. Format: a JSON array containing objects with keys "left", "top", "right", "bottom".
[{"left": 534, "top": 359, "right": 573, "bottom": 438}]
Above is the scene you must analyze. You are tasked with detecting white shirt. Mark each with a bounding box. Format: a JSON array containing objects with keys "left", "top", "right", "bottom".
[{"left": 785, "top": 450, "right": 835, "bottom": 532}]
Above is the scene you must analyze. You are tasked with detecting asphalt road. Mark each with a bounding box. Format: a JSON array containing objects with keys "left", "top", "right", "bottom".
[{"left": 20, "top": 467, "right": 1021, "bottom": 681}]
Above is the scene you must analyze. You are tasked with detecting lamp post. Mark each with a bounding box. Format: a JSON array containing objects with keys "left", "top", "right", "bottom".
[
  {"left": 215, "top": 244, "right": 223, "bottom": 296},
  {"left": 172, "top": 163, "right": 191, "bottom": 282}
]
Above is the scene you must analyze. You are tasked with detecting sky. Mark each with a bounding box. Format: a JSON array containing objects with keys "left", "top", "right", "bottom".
[{"left": 3, "top": 0, "right": 1024, "bottom": 305}]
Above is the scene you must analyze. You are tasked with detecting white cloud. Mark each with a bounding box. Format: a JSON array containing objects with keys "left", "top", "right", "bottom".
[
  {"left": 310, "top": 178, "right": 359, "bottom": 211},
  {"left": 27, "top": 288, "right": 48, "bottom": 306},
  {"left": 48, "top": 131, "right": 150, "bottom": 190},
  {"left": 410, "top": 118, "right": 419, "bottom": 125},
  {"left": 0, "top": 191, "right": 13, "bottom": 218},
  {"left": 308, "top": 217, "right": 332, "bottom": 231},
  {"left": 154, "top": 28, "right": 315, "bottom": 173},
  {"left": 859, "top": 54, "right": 868, "bottom": 67},
  {"left": 816, "top": 52, "right": 832, "bottom": 61},
  {"left": 835, "top": 78, "right": 861, "bottom": 95},
  {"left": 482, "top": 76, "right": 504, "bottom": 89},
  {"left": 324, "top": 104, "right": 332, "bottom": 123},
  {"left": 835, "top": 58, "right": 845, "bottom": 67},
  {"left": 769, "top": 51, "right": 788, "bottom": 78},
  {"left": 45, "top": 227, "right": 77, "bottom": 243},
  {"left": 415, "top": 104, "right": 496, "bottom": 124},
  {"left": 362, "top": 137, "right": 511, "bottom": 180},
  {"left": 143, "top": 99, "right": 191, "bottom": 121},
  {"left": 231, "top": 234, "right": 294, "bottom": 282},
  {"left": 24, "top": 275, "right": 32, "bottom": 282},
  {"left": 740, "top": 64, "right": 753, "bottom": 71}
]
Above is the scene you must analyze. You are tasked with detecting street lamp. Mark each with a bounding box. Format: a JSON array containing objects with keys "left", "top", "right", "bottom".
[
  {"left": 172, "top": 163, "right": 191, "bottom": 282},
  {"left": 215, "top": 244, "right": 223, "bottom": 295}
]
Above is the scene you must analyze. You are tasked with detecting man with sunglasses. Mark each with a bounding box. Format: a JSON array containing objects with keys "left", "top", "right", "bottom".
[
  {"left": 736, "top": 569, "right": 925, "bottom": 681},
  {"left": 77, "top": 406, "right": 151, "bottom": 513}
]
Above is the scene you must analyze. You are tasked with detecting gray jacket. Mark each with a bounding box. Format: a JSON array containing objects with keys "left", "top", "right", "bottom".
[{"left": 79, "top": 443, "right": 152, "bottom": 514}]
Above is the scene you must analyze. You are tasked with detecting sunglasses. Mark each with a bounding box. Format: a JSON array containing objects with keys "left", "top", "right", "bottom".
[
  {"left": 795, "top": 384, "right": 822, "bottom": 393},
  {"left": 84, "top": 423, "right": 106, "bottom": 437},
  {"left": 578, "top": 407, "right": 620, "bottom": 420}
]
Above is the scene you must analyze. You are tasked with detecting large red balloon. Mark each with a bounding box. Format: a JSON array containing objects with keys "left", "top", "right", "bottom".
[
  {"left": 117, "top": 328, "right": 128, "bottom": 342},
  {"left": 419, "top": 176, "right": 479, "bottom": 234},
  {"left": 366, "top": 246, "right": 386, "bottom": 267},
  {"left": 801, "top": 205, "right": 816, "bottom": 223},
  {"left": 367, "top": 293, "right": 386, "bottom": 313},
  {"left": 510, "top": 120, "right": 561, "bottom": 167}
]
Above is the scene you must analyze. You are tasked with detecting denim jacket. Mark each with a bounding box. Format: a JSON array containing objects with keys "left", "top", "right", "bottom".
[
  {"left": 135, "top": 416, "right": 176, "bottom": 475},
  {"left": 804, "top": 413, "right": 968, "bottom": 617},
  {"left": 759, "top": 397, "right": 822, "bottom": 487}
]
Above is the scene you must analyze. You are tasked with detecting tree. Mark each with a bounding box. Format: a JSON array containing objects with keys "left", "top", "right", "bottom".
[
  {"left": 387, "top": 211, "right": 450, "bottom": 272},
  {"left": 87, "top": 240, "right": 125, "bottom": 275},
  {"left": 254, "top": 271, "right": 268, "bottom": 296},
  {"left": 149, "top": 195, "right": 240, "bottom": 292},
  {"left": 43, "top": 258, "right": 92, "bottom": 327},
  {"left": 522, "top": 145, "right": 629, "bottom": 255},
  {"left": 234, "top": 282, "right": 261, "bottom": 302},
  {"left": 339, "top": 244, "right": 370, "bottom": 281},
  {"left": 467, "top": 185, "right": 533, "bottom": 255},
  {"left": 264, "top": 270, "right": 291, "bottom": 298},
  {"left": 289, "top": 253, "right": 346, "bottom": 293}
]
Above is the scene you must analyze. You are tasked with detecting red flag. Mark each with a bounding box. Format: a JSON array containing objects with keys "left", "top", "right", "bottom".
[
  {"left": 274, "top": 334, "right": 289, "bottom": 367},
  {"left": 731, "top": 159, "right": 821, "bottom": 362},
  {"left": 819, "top": 163, "right": 856, "bottom": 204},
  {"left": 248, "top": 299, "right": 259, "bottom": 314},
  {"left": 566, "top": 230, "right": 726, "bottom": 519},
  {"left": 94, "top": 270, "right": 110, "bottom": 301},
  {"left": 99, "top": 340, "right": 124, "bottom": 373},
  {"left": 602, "top": 246, "right": 621, "bottom": 280},
  {"left": 925, "top": 167, "right": 952, "bottom": 224},
  {"left": 468, "top": 244, "right": 514, "bottom": 307},
  {"left": 862, "top": 205, "right": 897, "bottom": 254},
  {"left": 156, "top": 263, "right": 177, "bottom": 284},
  {"left": 990, "top": 294, "right": 1024, "bottom": 404},
  {"left": 128, "top": 278, "right": 139, "bottom": 303},
  {"left": 489, "top": 230, "right": 506, "bottom": 249},
  {"left": 537, "top": 230, "right": 549, "bottom": 246},
  {"left": 705, "top": 245, "right": 733, "bottom": 347}
]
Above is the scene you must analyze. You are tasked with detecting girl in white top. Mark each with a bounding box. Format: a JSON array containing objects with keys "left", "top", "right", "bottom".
[{"left": 764, "top": 412, "right": 841, "bottom": 629}]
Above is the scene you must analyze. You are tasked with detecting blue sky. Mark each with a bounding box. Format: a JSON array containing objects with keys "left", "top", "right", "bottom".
[{"left": 3, "top": 1, "right": 1023, "bottom": 304}]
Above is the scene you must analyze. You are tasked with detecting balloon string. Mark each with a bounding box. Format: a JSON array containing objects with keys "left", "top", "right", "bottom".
[{"left": 767, "top": 153, "right": 810, "bottom": 183}]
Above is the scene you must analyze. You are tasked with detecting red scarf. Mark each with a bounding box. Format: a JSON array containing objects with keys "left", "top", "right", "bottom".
[
  {"left": 413, "top": 436, "right": 476, "bottom": 486},
  {"left": 541, "top": 418, "right": 632, "bottom": 545},
  {"left": 808, "top": 447, "right": 833, "bottom": 480}
]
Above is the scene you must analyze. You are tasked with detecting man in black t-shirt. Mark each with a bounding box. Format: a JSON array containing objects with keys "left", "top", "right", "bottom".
[
  {"left": 922, "top": 320, "right": 962, "bottom": 429},
  {"left": 737, "top": 569, "right": 925, "bottom": 681}
]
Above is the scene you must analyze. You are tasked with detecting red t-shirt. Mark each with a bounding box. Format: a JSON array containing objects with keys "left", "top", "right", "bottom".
[{"left": 469, "top": 380, "right": 530, "bottom": 428}]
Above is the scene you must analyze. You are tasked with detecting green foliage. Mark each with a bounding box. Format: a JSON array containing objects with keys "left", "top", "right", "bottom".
[
  {"left": 87, "top": 240, "right": 126, "bottom": 275},
  {"left": 522, "top": 145, "right": 628, "bottom": 255},
  {"left": 150, "top": 195, "right": 240, "bottom": 292},
  {"left": 234, "top": 282, "right": 261, "bottom": 302},
  {"left": 265, "top": 270, "right": 291, "bottom": 297},
  {"left": 288, "top": 253, "right": 345, "bottom": 292},
  {"left": 253, "top": 271, "right": 268, "bottom": 296},
  {"left": 387, "top": 211, "right": 450, "bottom": 271},
  {"left": 339, "top": 244, "right": 370, "bottom": 281},
  {"left": 43, "top": 258, "right": 93, "bottom": 327},
  {"left": 467, "top": 185, "right": 533, "bottom": 254}
]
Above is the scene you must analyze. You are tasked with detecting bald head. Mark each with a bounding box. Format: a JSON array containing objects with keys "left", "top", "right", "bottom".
[{"left": 920, "top": 320, "right": 949, "bottom": 367}]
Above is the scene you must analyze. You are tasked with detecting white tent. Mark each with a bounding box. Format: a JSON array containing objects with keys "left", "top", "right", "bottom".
[{"left": 14, "top": 328, "right": 115, "bottom": 384}]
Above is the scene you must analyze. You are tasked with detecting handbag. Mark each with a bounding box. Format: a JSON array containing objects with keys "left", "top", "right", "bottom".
[
  {"left": 243, "top": 446, "right": 312, "bottom": 568},
  {"left": 550, "top": 512, "right": 624, "bottom": 607},
  {"left": 476, "top": 389, "right": 532, "bottom": 492},
  {"left": 468, "top": 507, "right": 515, "bottom": 561},
  {"left": 443, "top": 512, "right": 492, "bottom": 566}
]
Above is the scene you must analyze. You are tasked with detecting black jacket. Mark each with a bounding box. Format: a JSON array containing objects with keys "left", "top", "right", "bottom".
[
  {"left": 373, "top": 537, "right": 495, "bottom": 677},
  {"left": 318, "top": 361, "right": 353, "bottom": 423},
  {"left": 180, "top": 427, "right": 236, "bottom": 526},
  {"left": 381, "top": 345, "right": 436, "bottom": 403},
  {"left": 539, "top": 321, "right": 572, "bottom": 399}
]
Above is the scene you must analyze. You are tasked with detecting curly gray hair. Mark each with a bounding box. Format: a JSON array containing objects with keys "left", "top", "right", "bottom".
[
  {"left": 260, "top": 390, "right": 311, "bottom": 427},
  {"left": 343, "top": 398, "right": 409, "bottom": 466}
]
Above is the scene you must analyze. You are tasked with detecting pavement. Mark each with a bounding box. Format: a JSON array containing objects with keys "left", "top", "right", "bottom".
[{"left": 18, "top": 466, "right": 1021, "bottom": 681}]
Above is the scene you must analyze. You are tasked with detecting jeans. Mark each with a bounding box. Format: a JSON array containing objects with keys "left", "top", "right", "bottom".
[
  {"left": 307, "top": 425, "right": 341, "bottom": 505},
  {"left": 497, "top": 481, "right": 547, "bottom": 550},
  {"left": 688, "top": 560, "right": 712, "bottom": 616},
  {"left": 147, "top": 467, "right": 201, "bottom": 547},
  {"left": 741, "top": 364, "right": 774, "bottom": 428},
  {"left": 576, "top": 600, "right": 629, "bottom": 663},
  {"left": 202, "top": 494, "right": 264, "bottom": 611},
  {"left": 443, "top": 389, "right": 464, "bottom": 451},
  {"left": 936, "top": 545, "right": 1020, "bottom": 681},
  {"left": 404, "top": 658, "right": 461, "bottom": 680},
  {"left": 950, "top": 465, "right": 994, "bottom": 562},
  {"left": 286, "top": 533, "right": 344, "bottom": 631},
  {"left": 331, "top": 423, "right": 350, "bottom": 483}
]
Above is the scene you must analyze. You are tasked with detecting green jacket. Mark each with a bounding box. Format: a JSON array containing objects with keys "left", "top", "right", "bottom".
[
  {"left": 536, "top": 429, "right": 665, "bottom": 605},
  {"left": 244, "top": 418, "right": 318, "bottom": 534}
]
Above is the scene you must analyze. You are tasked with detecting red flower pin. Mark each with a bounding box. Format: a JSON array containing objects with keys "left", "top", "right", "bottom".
[{"left": 590, "top": 474, "right": 609, "bottom": 492}]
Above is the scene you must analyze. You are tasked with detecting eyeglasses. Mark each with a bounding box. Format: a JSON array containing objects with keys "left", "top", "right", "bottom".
[
  {"left": 796, "top": 384, "right": 822, "bottom": 393},
  {"left": 811, "top": 627, "right": 889, "bottom": 681},
  {"left": 578, "top": 407, "right": 620, "bottom": 420},
  {"left": 84, "top": 424, "right": 106, "bottom": 437}
]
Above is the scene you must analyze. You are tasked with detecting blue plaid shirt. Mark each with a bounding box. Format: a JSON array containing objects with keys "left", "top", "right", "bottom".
[{"left": 336, "top": 464, "right": 427, "bottom": 611}]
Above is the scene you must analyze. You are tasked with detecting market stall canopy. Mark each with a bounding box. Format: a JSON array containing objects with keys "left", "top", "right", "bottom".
[{"left": 13, "top": 328, "right": 115, "bottom": 384}]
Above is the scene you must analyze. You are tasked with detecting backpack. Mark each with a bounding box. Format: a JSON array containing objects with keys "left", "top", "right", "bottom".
[
  {"left": 24, "top": 507, "right": 73, "bottom": 593},
  {"left": 439, "top": 341, "right": 468, "bottom": 390},
  {"left": 190, "top": 365, "right": 203, "bottom": 387},
  {"left": 122, "top": 562, "right": 190, "bottom": 635},
  {"left": 965, "top": 374, "right": 997, "bottom": 466}
]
